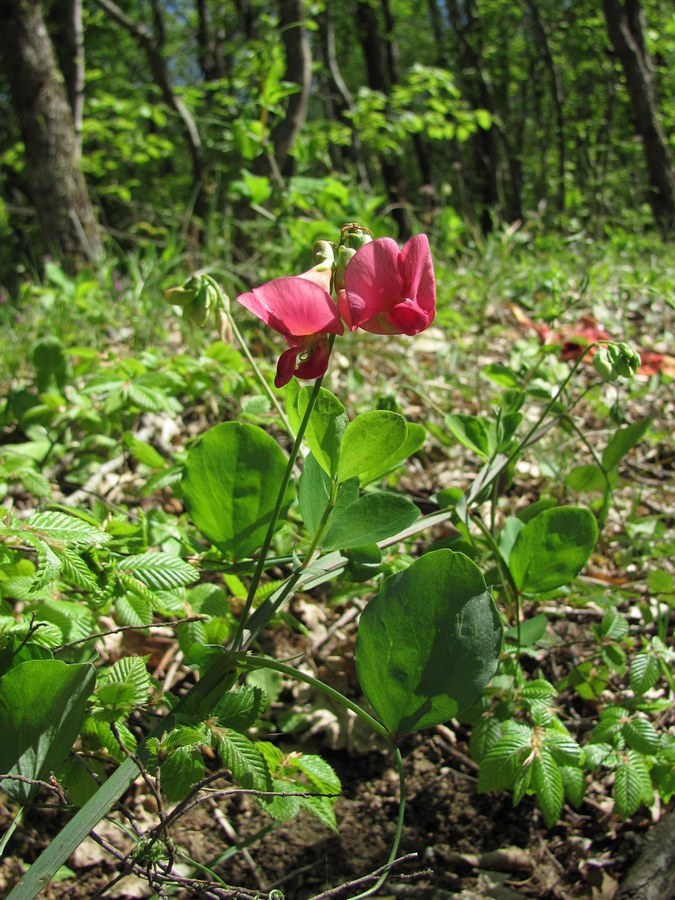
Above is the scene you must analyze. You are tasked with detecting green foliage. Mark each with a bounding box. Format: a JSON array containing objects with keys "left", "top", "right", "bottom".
[
  {"left": 356, "top": 550, "right": 502, "bottom": 734},
  {"left": 0, "top": 660, "right": 95, "bottom": 801}
]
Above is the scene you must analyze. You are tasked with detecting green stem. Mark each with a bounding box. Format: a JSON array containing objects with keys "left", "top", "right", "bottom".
[
  {"left": 228, "top": 652, "right": 389, "bottom": 739},
  {"left": 301, "top": 477, "right": 339, "bottom": 566},
  {"left": 205, "top": 275, "right": 293, "bottom": 437},
  {"left": 0, "top": 805, "right": 24, "bottom": 856},
  {"left": 226, "top": 652, "right": 407, "bottom": 899},
  {"left": 231, "top": 373, "right": 326, "bottom": 651},
  {"left": 349, "top": 745, "right": 406, "bottom": 900}
]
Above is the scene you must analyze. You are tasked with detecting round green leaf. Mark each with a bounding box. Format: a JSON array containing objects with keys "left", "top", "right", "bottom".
[
  {"left": 509, "top": 507, "right": 598, "bottom": 594},
  {"left": 321, "top": 492, "right": 419, "bottom": 550},
  {"left": 355, "top": 549, "right": 502, "bottom": 735},
  {"left": 181, "top": 422, "right": 293, "bottom": 560},
  {"left": 338, "top": 411, "right": 407, "bottom": 483}
]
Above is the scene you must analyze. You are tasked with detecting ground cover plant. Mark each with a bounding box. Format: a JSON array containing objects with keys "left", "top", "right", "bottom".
[{"left": 0, "top": 221, "right": 673, "bottom": 898}]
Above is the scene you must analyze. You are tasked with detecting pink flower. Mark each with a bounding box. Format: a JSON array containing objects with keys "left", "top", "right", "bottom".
[
  {"left": 339, "top": 234, "right": 436, "bottom": 335},
  {"left": 237, "top": 268, "right": 343, "bottom": 388}
]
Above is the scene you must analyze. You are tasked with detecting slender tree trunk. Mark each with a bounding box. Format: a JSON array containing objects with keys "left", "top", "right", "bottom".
[
  {"left": 446, "top": 0, "right": 501, "bottom": 231},
  {"left": 356, "top": 0, "right": 412, "bottom": 239},
  {"left": 253, "top": 0, "right": 312, "bottom": 181},
  {"left": 0, "top": 0, "right": 102, "bottom": 270},
  {"left": 322, "top": 9, "right": 371, "bottom": 190},
  {"left": 95, "top": 0, "right": 208, "bottom": 230},
  {"left": 195, "top": 0, "right": 226, "bottom": 82},
  {"left": 48, "top": 0, "right": 85, "bottom": 154},
  {"left": 602, "top": 0, "right": 675, "bottom": 231},
  {"left": 524, "top": 0, "right": 565, "bottom": 212}
]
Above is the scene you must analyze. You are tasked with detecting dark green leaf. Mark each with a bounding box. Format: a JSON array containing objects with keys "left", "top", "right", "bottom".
[
  {"left": 509, "top": 507, "right": 598, "bottom": 594},
  {"left": 356, "top": 550, "right": 502, "bottom": 734},
  {"left": 602, "top": 418, "right": 651, "bottom": 472},
  {"left": 0, "top": 660, "right": 95, "bottom": 801},
  {"left": 182, "top": 422, "right": 294, "bottom": 560},
  {"left": 321, "top": 492, "right": 419, "bottom": 551}
]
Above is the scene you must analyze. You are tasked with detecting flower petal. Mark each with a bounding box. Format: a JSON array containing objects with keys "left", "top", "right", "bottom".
[
  {"left": 385, "top": 301, "right": 432, "bottom": 334},
  {"left": 275, "top": 345, "right": 301, "bottom": 388},
  {"left": 399, "top": 234, "right": 436, "bottom": 315},
  {"left": 238, "top": 277, "right": 343, "bottom": 337},
  {"left": 295, "top": 335, "right": 330, "bottom": 381},
  {"left": 343, "top": 238, "right": 402, "bottom": 329}
]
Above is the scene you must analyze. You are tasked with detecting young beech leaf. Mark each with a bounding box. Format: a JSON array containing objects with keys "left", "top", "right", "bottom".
[
  {"left": 356, "top": 549, "right": 502, "bottom": 735},
  {"left": 532, "top": 748, "right": 564, "bottom": 826}
]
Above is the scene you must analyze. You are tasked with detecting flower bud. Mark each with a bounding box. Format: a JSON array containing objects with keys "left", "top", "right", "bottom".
[
  {"left": 312, "top": 240, "right": 335, "bottom": 270},
  {"left": 593, "top": 347, "right": 617, "bottom": 381},
  {"left": 334, "top": 245, "right": 357, "bottom": 293},
  {"left": 164, "top": 277, "right": 201, "bottom": 308},
  {"left": 339, "top": 222, "right": 373, "bottom": 251},
  {"left": 614, "top": 342, "right": 641, "bottom": 378}
]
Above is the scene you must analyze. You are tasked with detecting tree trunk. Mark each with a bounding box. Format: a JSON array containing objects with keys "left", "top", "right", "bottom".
[
  {"left": 253, "top": 0, "right": 312, "bottom": 181},
  {"left": 47, "top": 0, "right": 85, "bottom": 154},
  {"left": 95, "top": 0, "right": 208, "bottom": 230},
  {"left": 356, "top": 0, "right": 412, "bottom": 239},
  {"left": 321, "top": 8, "right": 371, "bottom": 191},
  {"left": 524, "top": 0, "right": 565, "bottom": 213},
  {"left": 0, "top": 0, "right": 102, "bottom": 270},
  {"left": 602, "top": 0, "right": 675, "bottom": 232}
]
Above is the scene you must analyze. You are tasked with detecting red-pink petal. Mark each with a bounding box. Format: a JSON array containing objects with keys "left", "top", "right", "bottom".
[
  {"left": 238, "top": 277, "right": 343, "bottom": 337},
  {"left": 386, "top": 301, "right": 432, "bottom": 334},
  {"left": 295, "top": 335, "right": 330, "bottom": 381},
  {"left": 343, "top": 238, "right": 403, "bottom": 329},
  {"left": 399, "top": 235, "right": 435, "bottom": 314},
  {"left": 275, "top": 346, "right": 300, "bottom": 388}
]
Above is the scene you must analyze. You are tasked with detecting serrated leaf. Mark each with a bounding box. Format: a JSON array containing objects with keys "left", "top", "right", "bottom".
[
  {"left": 19, "top": 469, "right": 52, "bottom": 498},
  {"left": 532, "top": 748, "right": 564, "bottom": 826},
  {"left": 544, "top": 732, "right": 581, "bottom": 766},
  {"left": 114, "top": 593, "right": 154, "bottom": 627},
  {"left": 212, "top": 685, "right": 265, "bottom": 730},
  {"left": 27, "top": 511, "right": 112, "bottom": 546},
  {"left": 623, "top": 717, "right": 659, "bottom": 755},
  {"left": 163, "top": 725, "right": 207, "bottom": 754},
  {"left": 116, "top": 571, "right": 162, "bottom": 608},
  {"left": 614, "top": 751, "right": 653, "bottom": 817},
  {"left": 470, "top": 717, "right": 503, "bottom": 763},
  {"left": 630, "top": 652, "right": 660, "bottom": 695},
  {"left": 210, "top": 728, "right": 271, "bottom": 791},
  {"left": 240, "top": 394, "right": 271, "bottom": 417},
  {"left": 259, "top": 778, "right": 302, "bottom": 822},
  {"left": 23, "top": 534, "right": 62, "bottom": 592},
  {"left": 51, "top": 546, "right": 98, "bottom": 592},
  {"left": 477, "top": 730, "right": 533, "bottom": 793},
  {"left": 120, "top": 553, "right": 199, "bottom": 590},
  {"left": 95, "top": 656, "right": 152, "bottom": 718},
  {"left": 560, "top": 765, "right": 585, "bottom": 808},
  {"left": 520, "top": 679, "right": 557, "bottom": 700},
  {"left": 126, "top": 382, "right": 167, "bottom": 411},
  {"left": 583, "top": 742, "right": 618, "bottom": 770},
  {"left": 160, "top": 746, "right": 205, "bottom": 802}
]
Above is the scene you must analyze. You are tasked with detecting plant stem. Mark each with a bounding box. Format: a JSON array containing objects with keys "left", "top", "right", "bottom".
[
  {"left": 349, "top": 744, "right": 406, "bottom": 899},
  {"left": 231, "top": 373, "right": 326, "bottom": 651},
  {"left": 205, "top": 274, "right": 293, "bottom": 436},
  {"left": 0, "top": 805, "right": 24, "bottom": 856}
]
